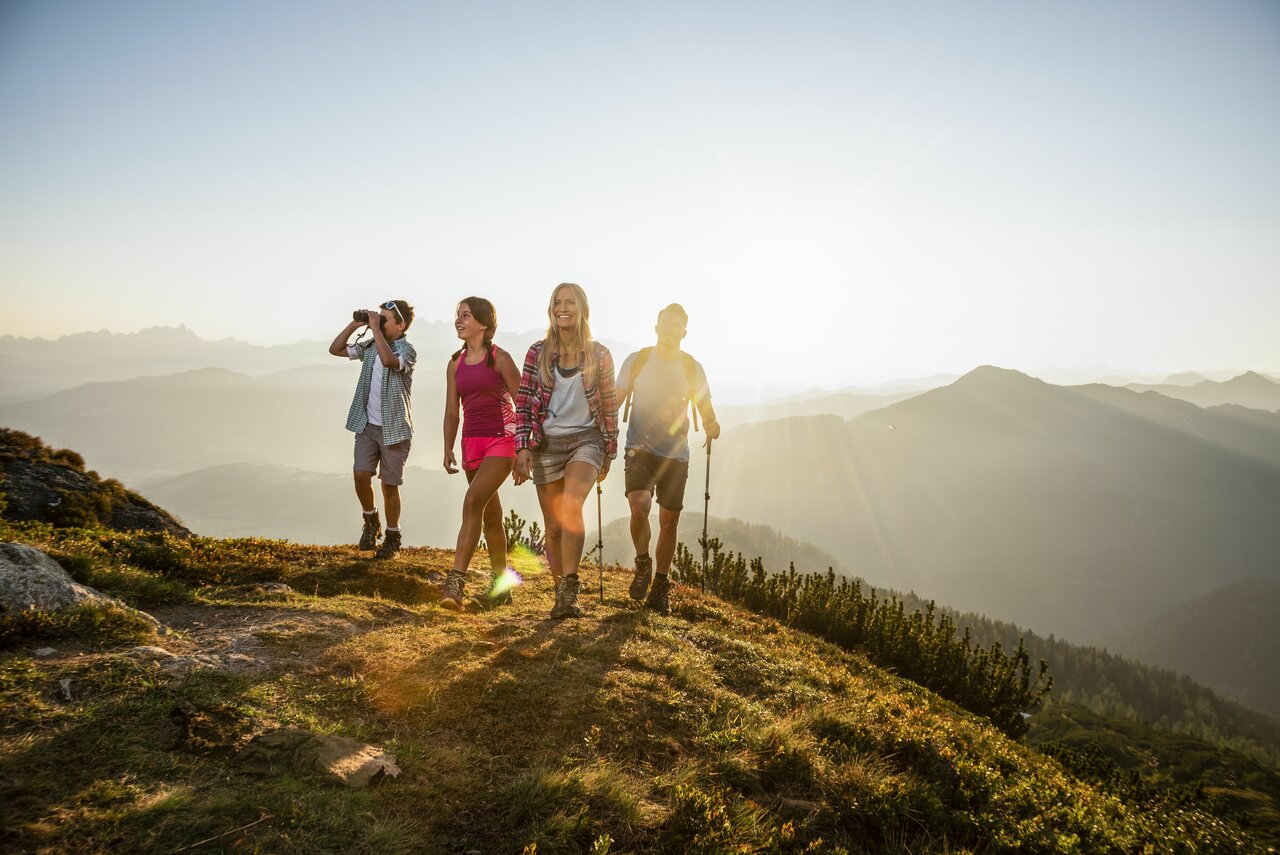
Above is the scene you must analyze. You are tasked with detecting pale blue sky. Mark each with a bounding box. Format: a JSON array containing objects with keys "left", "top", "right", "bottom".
[{"left": 2, "top": 0, "right": 1278, "bottom": 394}]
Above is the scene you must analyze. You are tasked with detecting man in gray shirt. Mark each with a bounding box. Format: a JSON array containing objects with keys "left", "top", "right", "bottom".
[{"left": 616, "top": 304, "right": 720, "bottom": 615}]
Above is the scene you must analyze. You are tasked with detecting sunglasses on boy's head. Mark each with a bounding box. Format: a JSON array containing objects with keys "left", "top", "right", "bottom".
[{"left": 384, "top": 301, "right": 405, "bottom": 324}]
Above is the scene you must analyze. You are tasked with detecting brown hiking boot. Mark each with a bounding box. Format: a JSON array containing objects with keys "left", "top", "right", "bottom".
[
  {"left": 645, "top": 574, "right": 670, "bottom": 616},
  {"left": 374, "top": 529, "right": 401, "bottom": 559},
  {"left": 358, "top": 512, "right": 381, "bottom": 550},
  {"left": 550, "top": 575, "right": 581, "bottom": 620},
  {"left": 440, "top": 570, "right": 467, "bottom": 610},
  {"left": 629, "top": 554, "right": 653, "bottom": 601},
  {"left": 472, "top": 572, "right": 514, "bottom": 610}
]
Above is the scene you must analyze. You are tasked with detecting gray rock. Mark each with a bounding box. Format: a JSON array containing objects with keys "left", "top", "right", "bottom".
[
  {"left": 33, "top": 647, "right": 56, "bottom": 657},
  {"left": 0, "top": 542, "right": 117, "bottom": 614},
  {"left": 0, "top": 543, "right": 168, "bottom": 634},
  {"left": 58, "top": 678, "right": 72, "bottom": 700},
  {"left": 238, "top": 727, "right": 400, "bottom": 787}
]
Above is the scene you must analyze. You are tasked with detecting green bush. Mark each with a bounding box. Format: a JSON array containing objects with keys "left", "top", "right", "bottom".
[{"left": 50, "top": 488, "right": 112, "bottom": 528}]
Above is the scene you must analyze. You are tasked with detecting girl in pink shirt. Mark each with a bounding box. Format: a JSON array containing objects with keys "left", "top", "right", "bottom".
[{"left": 442, "top": 297, "right": 520, "bottom": 608}]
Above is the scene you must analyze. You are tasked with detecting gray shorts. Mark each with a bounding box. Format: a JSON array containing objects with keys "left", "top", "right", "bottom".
[
  {"left": 532, "top": 428, "right": 606, "bottom": 485},
  {"left": 354, "top": 424, "right": 411, "bottom": 486}
]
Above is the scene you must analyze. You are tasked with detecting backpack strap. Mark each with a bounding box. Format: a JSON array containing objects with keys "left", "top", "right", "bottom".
[
  {"left": 621, "top": 347, "right": 653, "bottom": 423},
  {"left": 682, "top": 352, "right": 700, "bottom": 432}
]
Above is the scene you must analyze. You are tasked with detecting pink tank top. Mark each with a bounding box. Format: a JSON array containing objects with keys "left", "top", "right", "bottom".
[{"left": 457, "top": 346, "right": 515, "bottom": 437}]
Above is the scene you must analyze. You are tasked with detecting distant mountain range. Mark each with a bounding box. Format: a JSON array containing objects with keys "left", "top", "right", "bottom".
[
  {"left": 0, "top": 323, "right": 638, "bottom": 406},
  {"left": 0, "top": 367, "right": 363, "bottom": 478},
  {"left": 1127, "top": 371, "right": 1280, "bottom": 411},
  {"left": 705, "top": 366, "right": 1280, "bottom": 649}
]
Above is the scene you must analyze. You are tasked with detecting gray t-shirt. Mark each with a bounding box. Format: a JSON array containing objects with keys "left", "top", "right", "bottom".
[{"left": 617, "top": 349, "right": 710, "bottom": 461}]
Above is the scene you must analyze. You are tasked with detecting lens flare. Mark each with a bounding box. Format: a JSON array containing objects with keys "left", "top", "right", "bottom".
[{"left": 489, "top": 567, "right": 523, "bottom": 597}]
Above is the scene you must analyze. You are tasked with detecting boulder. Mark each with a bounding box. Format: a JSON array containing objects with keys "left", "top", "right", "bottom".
[{"left": 0, "top": 542, "right": 118, "bottom": 614}]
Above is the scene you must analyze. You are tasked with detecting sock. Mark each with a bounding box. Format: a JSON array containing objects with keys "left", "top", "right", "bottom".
[
  {"left": 386, "top": 526, "right": 400, "bottom": 532},
  {"left": 637, "top": 553, "right": 650, "bottom": 560},
  {"left": 364, "top": 509, "right": 378, "bottom": 517},
  {"left": 655, "top": 572, "right": 668, "bottom": 579},
  {"left": 565, "top": 573, "right": 578, "bottom": 580}
]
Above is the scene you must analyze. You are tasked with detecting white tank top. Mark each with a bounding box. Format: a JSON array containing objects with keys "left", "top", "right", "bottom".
[{"left": 544, "top": 368, "right": 594, "bottom": 435}]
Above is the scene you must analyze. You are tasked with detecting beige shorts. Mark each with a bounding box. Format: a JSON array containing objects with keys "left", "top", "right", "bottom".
[
  {"left": 532, "top": 428, "right": 606, "bottom": 485},
  {"left": 354, "top": 424, "right": 411, "bottom": 485}
]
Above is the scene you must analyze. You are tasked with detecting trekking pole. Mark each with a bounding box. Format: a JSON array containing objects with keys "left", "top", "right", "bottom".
[
  {"left": 702, "top": 437, "right": 712, "bottom": 594},
  {"left": 596, "top": 483, "right": 605, "bottom": 603}
]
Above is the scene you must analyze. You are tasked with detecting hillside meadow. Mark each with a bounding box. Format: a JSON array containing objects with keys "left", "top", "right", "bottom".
[{"left": 1, "top": 520, "right": 1272, "bottom": 853}]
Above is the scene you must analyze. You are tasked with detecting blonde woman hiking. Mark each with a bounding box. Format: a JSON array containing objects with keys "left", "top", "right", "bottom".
[
  {"left": 441, "top": 297, "right": 521, "bottom": 609},
  {"left": 513, "top": 283, "right": 618, "bottom": 619}
]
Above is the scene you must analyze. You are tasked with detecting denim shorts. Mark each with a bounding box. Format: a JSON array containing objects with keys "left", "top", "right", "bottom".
[{"left": 532, "top": 428, "right": 606, "bottom": 485}]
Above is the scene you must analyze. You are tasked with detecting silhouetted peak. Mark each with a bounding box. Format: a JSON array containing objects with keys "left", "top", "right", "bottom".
[
  {"left": 952, "top": 365, "right": 1041, "bottom": 390},
  {"left": 1222, "top": 371, "right": 1280, "bottom": 389}
]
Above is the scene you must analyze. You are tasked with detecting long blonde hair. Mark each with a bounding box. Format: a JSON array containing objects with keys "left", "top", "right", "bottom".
[{"left": 538, "top": 282, "right": 598, "bottom": 388}]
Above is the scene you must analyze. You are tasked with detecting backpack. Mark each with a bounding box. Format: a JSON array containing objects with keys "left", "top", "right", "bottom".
[{"left": 621, "top": 347, "right": 700, "bottom": 432}]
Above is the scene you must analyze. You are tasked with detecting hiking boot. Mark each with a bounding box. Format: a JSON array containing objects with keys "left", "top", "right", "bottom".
[
  {"left": 645, "top": 574, "right": 671, "bottom": 616},
  {"left": 550, "top": 575, "right": 581, "bottom": 620},
  {"left": 358, "top": 512, "right": 381, "bottom": 550},
  {"left": 472, "top": 573, "right": 513, "bottom": 610},
  {"left": 629, "top": 554, "right": 654, "bottom": 601},
  {"left": 440, "top": 570, "right": 467, "bottom": 610},
  {"left": 374, "top": 529, "right": 401, "bottom": 559}
]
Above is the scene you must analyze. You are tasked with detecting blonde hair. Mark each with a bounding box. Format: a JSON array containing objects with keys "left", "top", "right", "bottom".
[{"left": 538, "top": 282, "right": 598, "bottom": 388}]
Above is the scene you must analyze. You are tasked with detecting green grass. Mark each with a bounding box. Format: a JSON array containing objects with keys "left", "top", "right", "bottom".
[{"left": 0, "top": 519, "right": 1273, "bottom": 853}]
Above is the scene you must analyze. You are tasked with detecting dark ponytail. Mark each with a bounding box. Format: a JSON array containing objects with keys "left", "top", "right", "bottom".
[{"left": 453, "top": 297, "right": 499, "bottom": 368}]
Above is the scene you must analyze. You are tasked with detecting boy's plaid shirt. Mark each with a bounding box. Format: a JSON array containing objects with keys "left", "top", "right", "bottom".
[
  {"left": 345, "top": 337, "right": 417, "bottom": 445},
  {"left": 514, "top": 340, "right": 619, "bottom": 457}
]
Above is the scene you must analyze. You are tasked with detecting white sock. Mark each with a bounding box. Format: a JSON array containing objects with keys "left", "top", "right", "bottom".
[{"left": 386, "top": 526, "right": 400, "bottom": 532}]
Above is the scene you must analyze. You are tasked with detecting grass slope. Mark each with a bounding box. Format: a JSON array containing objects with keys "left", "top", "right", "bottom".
[{"left": 0, "top": 522, "right": 1268, "bottom": 853}]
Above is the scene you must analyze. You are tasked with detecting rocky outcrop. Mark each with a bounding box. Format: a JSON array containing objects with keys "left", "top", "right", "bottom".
[{"left": 0, "top": 428, "right": 190, "bottom": 536}]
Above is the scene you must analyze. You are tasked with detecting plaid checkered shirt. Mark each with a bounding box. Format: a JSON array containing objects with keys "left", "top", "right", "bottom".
[
  {"left": 345, "top": 337, "right": 417, "bottom": 445},
  {"left": 514, "top": 340, "right": 619, "bottom": 457}
]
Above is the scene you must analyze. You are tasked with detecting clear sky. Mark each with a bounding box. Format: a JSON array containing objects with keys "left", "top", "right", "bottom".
[{"left": 2, "top": 0, "right": 1278, "bottom": 394}]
